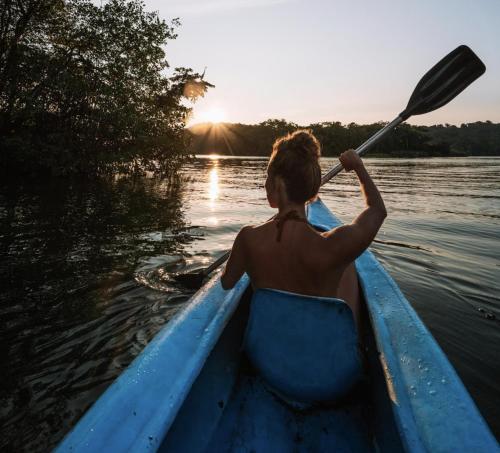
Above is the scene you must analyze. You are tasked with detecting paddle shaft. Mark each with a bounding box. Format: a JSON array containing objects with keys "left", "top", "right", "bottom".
[
  {"left": 203, "top": 250, "right": 233, "bottom": 276},
  {"left": 320, "top": 116, "right": 403, "bottom": 185},
  {"left": 202, "top": 115, "right": 404, "bottom": 277}
]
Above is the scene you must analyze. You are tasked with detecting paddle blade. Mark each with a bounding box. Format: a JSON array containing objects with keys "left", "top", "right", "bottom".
[
  {"left": 400, "top": 45, "right": 486, "bottom": 120},
  {"left": 172, "top": 271, "right": 205, "bottom": 290}
]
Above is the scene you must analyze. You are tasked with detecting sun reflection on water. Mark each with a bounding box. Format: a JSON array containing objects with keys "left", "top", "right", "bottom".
[
  {"left": 207, "top": 216, "right": 219, "bottom": 226},
  {"left": 209, "top": 167, "right": 219, "bottom": 202},
  {"left": 208, "top": 161, "right": 219, "bottom": 219}
]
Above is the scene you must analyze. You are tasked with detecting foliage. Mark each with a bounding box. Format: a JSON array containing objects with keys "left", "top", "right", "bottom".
[
  {"left": 0, "top": 0, "right": 212, "bottom": 176},
  {"left": 423, "top": 121, "right": 500, "bottom": 156},
  {"left": 188, "top": 120, "right": 500, "bottom": 157}
]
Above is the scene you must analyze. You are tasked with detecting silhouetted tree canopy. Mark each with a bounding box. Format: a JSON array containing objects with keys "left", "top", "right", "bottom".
[
  {"left": 0, "top": 0, "right": 212, "bottom": 176},
  {"left": 188, "top": 120, "right": 500, "bottom": 157}
]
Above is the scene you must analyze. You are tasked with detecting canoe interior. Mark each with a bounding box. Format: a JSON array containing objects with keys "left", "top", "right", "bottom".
[{"left": 159, "top": 285, "right": 404, "bottom": 453}]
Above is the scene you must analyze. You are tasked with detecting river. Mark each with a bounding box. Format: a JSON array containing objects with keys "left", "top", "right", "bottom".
[{"left": 0, "top": 156, "right": 499, "bottom": 451}]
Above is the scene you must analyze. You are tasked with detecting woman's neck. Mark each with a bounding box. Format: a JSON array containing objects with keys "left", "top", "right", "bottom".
[{"left": 277, "top": 203, "right": 306, "bottom": 218}]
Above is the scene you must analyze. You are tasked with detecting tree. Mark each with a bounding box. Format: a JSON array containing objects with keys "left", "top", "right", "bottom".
[{"left": 0, "top": 0, "right": 212, "bottom": 176}]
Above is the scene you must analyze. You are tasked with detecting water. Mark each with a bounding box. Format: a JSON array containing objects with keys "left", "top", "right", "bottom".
[{"left": 1, "top": 157, "right": 499, "bottom": 450}]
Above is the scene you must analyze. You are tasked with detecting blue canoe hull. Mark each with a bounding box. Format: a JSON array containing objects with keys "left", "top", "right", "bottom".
[{"left": 55, "top": 198, "right": 498, "bottom": 452}]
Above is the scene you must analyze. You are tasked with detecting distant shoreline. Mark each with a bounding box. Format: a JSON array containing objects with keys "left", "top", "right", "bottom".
[{"left": 188, "top": 120, "right": 500, "bottom": 158}]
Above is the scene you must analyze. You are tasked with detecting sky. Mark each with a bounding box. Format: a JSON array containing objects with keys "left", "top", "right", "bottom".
[{"left": 144, "top": 0, "right": 500, "bottom": 126}]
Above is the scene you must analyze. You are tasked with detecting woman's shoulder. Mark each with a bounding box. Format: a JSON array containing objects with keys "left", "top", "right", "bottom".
[
  {"left": 240, "top": 217, "right": 275, "bottom": 233},
  {"left": 235, "top": 219, "right": 275, "bottom": 245},
  {"left": 318, "top": 225, "right": 352, "bottom": 254},
  {"left": 319, "top": 224, "right": 343, "bottom": 239}
]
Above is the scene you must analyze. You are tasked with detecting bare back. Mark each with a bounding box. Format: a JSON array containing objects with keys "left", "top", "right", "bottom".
[
  {"left": 245, "top": 219, "right": 346, "bottom": 296},
  {"left": 241, "top": 218, "right": 362, "bottom": 325}
]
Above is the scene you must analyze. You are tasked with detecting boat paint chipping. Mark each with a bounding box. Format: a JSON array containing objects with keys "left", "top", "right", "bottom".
[{"left": 379, "top": 352, "right": 398, "bottom": 405}]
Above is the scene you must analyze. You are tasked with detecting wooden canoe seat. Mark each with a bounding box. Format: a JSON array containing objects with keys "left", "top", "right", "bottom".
[{"left": 243, "top": 288, "right": 364, "bottom": 406}]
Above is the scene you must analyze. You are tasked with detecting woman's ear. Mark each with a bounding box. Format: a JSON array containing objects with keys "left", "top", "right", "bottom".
[
  {"left": 265, "top": 175, "right": 279, "bottom": 208},
  {"left": 268, "top": 175, "right": 288, "bottom": 208},
  {"left": 275, "top": 176, "right": 286, "bottom": 198}
]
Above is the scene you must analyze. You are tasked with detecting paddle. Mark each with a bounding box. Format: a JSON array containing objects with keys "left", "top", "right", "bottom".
[{"left": 175, "top": 45, "right": 485, "bottom": 289}]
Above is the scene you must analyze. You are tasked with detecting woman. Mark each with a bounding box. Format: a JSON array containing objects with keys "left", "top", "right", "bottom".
[{"left": 220, "top": 129, "right": 386, "bottom": 328}]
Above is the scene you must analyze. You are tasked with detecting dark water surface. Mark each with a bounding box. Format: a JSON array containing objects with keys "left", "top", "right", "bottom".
[{"left": 1, "top": 157, "right": 499, "bottom": 450}]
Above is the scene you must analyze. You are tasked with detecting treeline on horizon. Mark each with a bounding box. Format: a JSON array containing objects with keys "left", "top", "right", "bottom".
[{"left": 189, "top": 119, "right": 500, "bottom": 157}]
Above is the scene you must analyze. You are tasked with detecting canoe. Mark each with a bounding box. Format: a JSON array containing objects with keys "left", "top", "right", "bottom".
[{"left": 55, "top": 198, "right": 498, "bottom": 452}]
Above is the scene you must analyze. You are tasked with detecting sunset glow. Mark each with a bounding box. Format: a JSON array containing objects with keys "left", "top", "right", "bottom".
[
  {"left": 193, "top": 107, "right": 227, "bottom": 125},
  {"left": 164, "top": 0, "right": 499, "bottom": 126}
]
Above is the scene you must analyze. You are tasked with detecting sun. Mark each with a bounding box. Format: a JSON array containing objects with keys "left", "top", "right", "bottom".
[{"left": 194, "top": 107, "right": 227, "bottom": 125}]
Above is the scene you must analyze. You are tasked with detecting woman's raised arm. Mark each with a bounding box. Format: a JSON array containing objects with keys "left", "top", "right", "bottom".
[{"left": 326, "top": 150, "right": 387, "bottom": 264}]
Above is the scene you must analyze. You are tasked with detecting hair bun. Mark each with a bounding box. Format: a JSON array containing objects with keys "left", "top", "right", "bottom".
[
  {"left": 282, "top": 130, "right": 321, "bottom": 161},
  {"left": 268, "top": 129, "right": 322, "bottom": 204}
]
